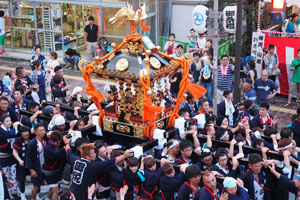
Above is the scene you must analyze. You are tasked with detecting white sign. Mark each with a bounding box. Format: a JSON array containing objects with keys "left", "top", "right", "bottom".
[
  {"left": 223, "top": 6, "right": 237, "bottom": 34},
  {"left": 192, "top": 5, "right": 209, "bottom": 34},
  {"left": 251, "top": 32, "right": 265, "bottom": 78}
]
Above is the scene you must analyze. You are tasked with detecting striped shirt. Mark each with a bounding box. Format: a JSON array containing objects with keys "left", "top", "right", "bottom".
[{"left": 217, "top": 64, "right": 234, "bottom": 91}]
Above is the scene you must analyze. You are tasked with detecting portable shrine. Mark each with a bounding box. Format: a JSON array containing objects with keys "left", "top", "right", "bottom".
[{"left": 82, "top": 3, "right": 206, "bottom": 138}]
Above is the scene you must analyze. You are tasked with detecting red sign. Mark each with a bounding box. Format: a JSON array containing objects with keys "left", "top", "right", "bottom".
[{"left": 264, "top": 34, "right": 300, "bottom": 95}]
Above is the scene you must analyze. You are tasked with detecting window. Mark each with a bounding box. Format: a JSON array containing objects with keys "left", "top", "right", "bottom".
[
  {"left": 11, "top": 1, "right": 35, "bottom": 28},
  {"left": 12, "top": 29, "right": 35, "bottom": 50}
]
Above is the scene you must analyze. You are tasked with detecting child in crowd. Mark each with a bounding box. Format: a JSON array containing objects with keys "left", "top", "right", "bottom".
[
  {"left": 188, "top": 28, "right": 197, "bottom": 52},
  {"left": 164, "top": 33, "right": 176, "bottom": 55}
]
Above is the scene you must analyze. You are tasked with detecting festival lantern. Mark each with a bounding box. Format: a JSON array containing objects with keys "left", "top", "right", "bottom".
[
  {"left": 192, "top": 5, "right": 209, "bottom": 33},
  {"left": 223, "top": 5, "right": 237, "bottom": 34}
]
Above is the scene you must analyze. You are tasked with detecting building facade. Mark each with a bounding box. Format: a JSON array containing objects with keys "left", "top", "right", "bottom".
[{"left": 1, "top": 0, "right": 158, "bottom": 57}]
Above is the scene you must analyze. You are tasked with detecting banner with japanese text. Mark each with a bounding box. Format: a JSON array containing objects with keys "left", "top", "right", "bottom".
[{"left": 264, "top": 34, "right": 300, "bottom": 95}]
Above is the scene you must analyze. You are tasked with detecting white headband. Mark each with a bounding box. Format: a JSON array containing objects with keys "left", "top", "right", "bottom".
[
  {"left": 278, "top": 142, "right": 293, "bottom": 151},
  {"left": 169, "top": 140, "right": 179, "bottom": 149},
  {"left": 220, "top": 131, "right": 228, "bottom": 140}
]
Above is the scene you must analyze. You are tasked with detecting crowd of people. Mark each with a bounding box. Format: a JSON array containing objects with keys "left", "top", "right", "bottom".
[
  {"left": 0, "top": 14, "right": 300, "bottom": 200},
  {"left": 1, "top": 57, "right": 300, "bottom": 200}
]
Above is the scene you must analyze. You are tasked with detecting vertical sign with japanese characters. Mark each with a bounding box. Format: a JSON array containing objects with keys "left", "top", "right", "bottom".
[
  {"left": 223, "top": 6, "right": 237, "bottom": 34},
  {"left": 251, "top": 32, "right": 265, "bottom": 78}
]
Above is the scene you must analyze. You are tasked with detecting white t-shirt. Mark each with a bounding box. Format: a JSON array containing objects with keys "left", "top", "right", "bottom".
[
  {"left": 253, "top": 178, "right": 264, "bottom": 200},
  {"left": 37, "top": 140, "right": 44, "bottom": 169},
  {"left": 173, "top": 52, "right": 184, "bottom": 58},
  {"left": 0, "top": 18, "right": 5, "bottom": 36},
  {"left": 197, "top": 37, "right": 206, "bottom": 49}
]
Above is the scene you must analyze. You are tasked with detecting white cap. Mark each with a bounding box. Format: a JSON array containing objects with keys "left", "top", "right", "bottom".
[
  {"left": 54, "top": 115, "right": 65, "bottom": 126},
  {"left": 72, "top": 86, "right": 83, "bottom": 96}
]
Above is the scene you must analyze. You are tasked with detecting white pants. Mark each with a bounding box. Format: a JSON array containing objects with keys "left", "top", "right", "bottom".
[{"left": 87, "top": 42, "right": 97, "bottom": 62}]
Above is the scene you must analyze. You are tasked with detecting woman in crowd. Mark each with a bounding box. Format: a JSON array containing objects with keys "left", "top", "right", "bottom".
[
  {"left": 30, "top": 44, "right": 46, "bottom": 71},
  {"left": 30, "top": 60, "right": 47, "bottom": 102},
  {"left": 45, "top": 51, "right": 59, "bottom": 77},
  {"left": 0, "top": 115, "right": 18, "bottom": 198},
  {"left": 286, "top": 13, "right": 300, "bottom": 34},
  {"left": 217, "top": 90, "right": 238, "bottom": 127}
]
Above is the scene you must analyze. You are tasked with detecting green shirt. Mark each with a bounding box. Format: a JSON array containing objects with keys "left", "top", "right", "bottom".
[
  {"left": 291, "top": 57, "right": 300, "bottom": 83},
  {"left": 189, "top": 36, "right": 197, "bottom": 47}
]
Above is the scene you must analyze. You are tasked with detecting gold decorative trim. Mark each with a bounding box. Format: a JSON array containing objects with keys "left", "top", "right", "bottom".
[
  {"left": 103, "top": 119, "right": 113, "bottom": 132},
  {"left": 116, "top": 124, "right": 131, "bottom": 134},
  {"left": 134, "top": 126, "right": 144, "bottom": 138}
]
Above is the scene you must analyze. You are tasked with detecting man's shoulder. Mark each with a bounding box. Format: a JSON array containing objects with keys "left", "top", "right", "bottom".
[
  {"left": 248, "top": 87, "right": 256, "bottom": 93},
  {"left": 266, "top": 79, "right": 275, "bottom": 85},
  {"left": 28, "top": 138, "right": 37, "bottom": 146},
  {"left": 254, "top": 78, "right": 262, "bottom": 83},
  {"left": 252, "top": 114, "right": 260, "bottom": 121},
  {"left": 84, "top": 25, "right": 89, "bottom": 31}
]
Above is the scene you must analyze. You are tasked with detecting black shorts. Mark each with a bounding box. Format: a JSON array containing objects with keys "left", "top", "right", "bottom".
[
  {"left": 31, "top": 175, "right": 44, "bottom": 187},
  {"left": 44, "top": 170, "right": 63, "bottom": 185}
]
